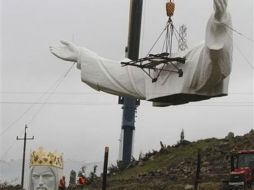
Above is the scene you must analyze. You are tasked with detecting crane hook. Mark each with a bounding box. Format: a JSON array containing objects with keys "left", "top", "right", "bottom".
[{"left": 166, "top": 0, "right": 175, "bottom": 17}]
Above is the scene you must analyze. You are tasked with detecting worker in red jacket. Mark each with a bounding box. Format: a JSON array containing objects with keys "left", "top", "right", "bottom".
[
  {"left": 58, "top": 176, "right": 66, "bottom": 190},
  {"left": 77, "top": 172, "right": 86, "bottom": 188}
]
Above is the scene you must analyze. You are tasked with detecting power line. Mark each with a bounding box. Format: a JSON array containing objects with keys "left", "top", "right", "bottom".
[
  {"left": 0, "top": 128, "right": 24, "bottom": 160},
  {"left": 0, "top": 63, "right": 75, "bottom": 137},
  {"left": 0, "top": 91, "right": 253, "bottom": 95},
  {"left": 0, "top": 101, "right": 253, "bottom": 107},
  {"left": 0, "top": 105, "right": 34, "bottom": 137},
  {"left": 0, "top": 63, "right": 75, "bottom": 159},
  {"left": 0, "top": 140, "right": 18, "bottom": 160},
  {"left": 184, "top": 104, "right": 254, "bottom": 107},
  {"left": 27, "top": 63, "right": 75, "bottom": 125},
  {"left": 0, "top": 92, "right": 100, "bottom": 95},
  {"left": 0, "top": 101, "right": 125, "bottom": 106}
]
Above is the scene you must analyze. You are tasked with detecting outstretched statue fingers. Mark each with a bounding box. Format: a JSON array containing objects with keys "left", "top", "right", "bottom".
[
  {"left": 49, "top": 40, "right": 78, "bottom": 62},
  {"left": 214, "top": 0, "right": 228, "bottom": 21}
]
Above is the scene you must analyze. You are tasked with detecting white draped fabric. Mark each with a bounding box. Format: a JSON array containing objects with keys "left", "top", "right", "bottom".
[{"left": 77, "top": 13, "right": 233, "bottom": 106}]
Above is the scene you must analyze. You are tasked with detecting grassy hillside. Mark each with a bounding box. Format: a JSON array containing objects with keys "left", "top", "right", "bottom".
[
  {"left": 88, "top": 130, "right": 254, "bottom": 190},
  {"left": 1, "top": 130, "right": 253, "bottom": 190}
]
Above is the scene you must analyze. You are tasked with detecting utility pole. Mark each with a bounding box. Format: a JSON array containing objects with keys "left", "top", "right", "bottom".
[
  {"left": 17, "top": 125, "right": 34, "bottom": 189},
  {"left": 194, "top": 149, "right": 201, "bottom": 190},
  {"left": 102, "top": 147, "right": 109, "bottom": 190},
  {"left": 118, "top": 0, "right": 143, "bottom": 167}
]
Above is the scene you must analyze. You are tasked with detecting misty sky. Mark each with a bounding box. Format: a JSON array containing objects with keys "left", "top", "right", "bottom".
[{"left": 0, "top": 0, "right": 253, "bottom": 170}]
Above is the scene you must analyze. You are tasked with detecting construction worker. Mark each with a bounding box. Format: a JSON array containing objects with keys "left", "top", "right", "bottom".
[
  {"left": 77, "top": 172, "right": 86, "bottom": 188},
  {"left": 58, "top": 176, "right": 66, "bottom": 190}
]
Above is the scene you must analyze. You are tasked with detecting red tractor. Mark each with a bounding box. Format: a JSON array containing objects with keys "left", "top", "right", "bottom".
[{"left": 225, "top": 150, "right": 254, "bottom": 190}]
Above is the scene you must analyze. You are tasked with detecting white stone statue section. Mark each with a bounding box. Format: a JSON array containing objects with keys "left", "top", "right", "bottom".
[
  {"left": 29, "top": 147, "right": 64, "bottom": 190},
  {"left": 50, "top": 0, "right": 232, "bottom": 106}
]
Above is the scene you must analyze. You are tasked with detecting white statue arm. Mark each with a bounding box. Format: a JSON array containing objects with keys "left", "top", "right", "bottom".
[
  {"left": 77, "top": 48, "right": 146, "bottom": 99},
  {"left": 190, "top": 0, "right": 232, "bottom": 91},
  {"left": 50, "top": 41, "right": 146, "bottom": 98},
  {"left": 49, "top": 41, "right": 78, "bottom": 62},
  {"left": 49, "top": 0, "right": 232, "bottom": 101}
]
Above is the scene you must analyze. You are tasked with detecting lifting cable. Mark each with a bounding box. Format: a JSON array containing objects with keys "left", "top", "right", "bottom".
[
  {"left": 122, "top": 0, "right": 185, "bottom": 82},
  {"left": 225, "top": 30, "right": 254, "bottom": 70},
  {"left": 234, "top": 43, "right": 254, "bottom": 70},
  {"left": 222, "top": 22, "right": 254, "bottom": 44}
]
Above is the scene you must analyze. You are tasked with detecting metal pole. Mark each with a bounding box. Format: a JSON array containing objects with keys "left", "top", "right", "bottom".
[
  {"left": 102, "top": 147, "right": 109, "bottom": 190},
  {"left": 21, "top": 126, "right": 27, "bottom": 188},
  {"left": 120, "top": 0, "right": 143, "bottom": 168},
  {"left": 17, "top": 125, "right": 34, "bottom": 189},
  {"left": 194, "top": 149, "right": 201, "bottom": 190}
]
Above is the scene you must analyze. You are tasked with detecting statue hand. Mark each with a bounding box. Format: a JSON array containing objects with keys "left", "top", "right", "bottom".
[
  {"left": 213, "top": 0, "right": 228, "bottom": 22},
  {"left": 49, "top": 41, "right": 78, "bottom": 62}
]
